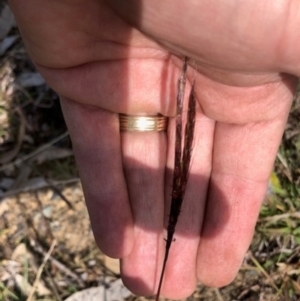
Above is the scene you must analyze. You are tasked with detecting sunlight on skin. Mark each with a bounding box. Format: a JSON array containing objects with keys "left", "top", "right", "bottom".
[{"left": 8, "top": 0, "right": 300, "bottom": 298}]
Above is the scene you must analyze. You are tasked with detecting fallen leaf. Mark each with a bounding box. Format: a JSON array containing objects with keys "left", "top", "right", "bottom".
[
  {"left": 0, "top": 35, "right": 18, "bottom": 55},
  {"left": 64, "top": 279, "right": 131, "bottom": 301},
  {"left": 0, "top": 5, "right": 15, "bottom": 40},
  {"left": 0, "top": 260, "right": 21, "bottom": 282},
  {"left": 16, "top": 72, "right": 45, "bottom": 88},
  {"left": 104, "top": 255, "right": 120, "bottom": 275},
  {"left": 11, "top": 243, "right": 34, "bottom": 265},
  {"left": 15, "top": 274, "right": 32, "bottom": 296},
  {"left": 42, "top": 205, "right": 53, "bottom": 219}
]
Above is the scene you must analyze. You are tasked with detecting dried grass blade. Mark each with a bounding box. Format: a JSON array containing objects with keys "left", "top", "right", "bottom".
[{"left": 155, "top": 57, "right": 196, "bottom": 301}]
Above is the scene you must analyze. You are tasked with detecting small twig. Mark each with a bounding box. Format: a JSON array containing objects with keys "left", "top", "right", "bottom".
[
  {"left": 276, "top": 152, "right": 293, "bottom": 182},
  {"left": 286, "top": 246, "right": 300, "bottom": 264},
  {"left": 44, "top": 267, "right": 63, "bottom": 301},
  {"left": 0, "top": 131, "right": 69, "bottom": 171},
  {"left": 248, "top": 252, "right": 280, "bottom": 293},
  {"left": 46, "top": 179, "right": 74, "bottom": 209},
  {"left": 260, "top": 211, "right": 300, "bottom": 222},
  {"left": 29, "top": 238, "right": 85, "bottom": 288},
  {"left": 26, "top": 239, "right": 57, "bottom": 301},
  {"left": 0, "top": 177, "right": 80, "bottom": 199},
  {"left": 214, "top": 288, "right": 225, "bottom": 301}
]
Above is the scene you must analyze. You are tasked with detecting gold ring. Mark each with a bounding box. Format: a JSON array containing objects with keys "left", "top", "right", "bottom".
[{"left": 119, "top": 114, "right": 168, "bottom": 132}]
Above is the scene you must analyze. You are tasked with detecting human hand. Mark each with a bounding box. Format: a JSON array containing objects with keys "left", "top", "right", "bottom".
[{"left": 8, "top": 0, "right": 299, "bottom": 298}]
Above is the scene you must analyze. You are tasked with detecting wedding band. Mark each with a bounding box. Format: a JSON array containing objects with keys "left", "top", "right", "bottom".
[{"left": 119, "top": 114, "right": 168, "bottom": 132}]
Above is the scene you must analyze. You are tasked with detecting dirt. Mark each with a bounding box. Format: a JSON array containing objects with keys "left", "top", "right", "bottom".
[{"left": 0, "top": 185, "right": 293, "bottom": 301}]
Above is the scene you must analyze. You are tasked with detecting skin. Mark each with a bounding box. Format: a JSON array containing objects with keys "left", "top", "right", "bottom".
[{"left": 8, "top": 0, "right": 300, "bottom": 298}]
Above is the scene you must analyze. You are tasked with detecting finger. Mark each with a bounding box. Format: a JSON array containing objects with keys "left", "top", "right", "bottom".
[
  {"left": 60, "top": 97, "right": 134, "bottom": 258},
  {"left": 120, "top": 131, "right": 167, "bottom": 296},
  {"left": 160, "top": 105, "right": 215, "bottom": 299},
  {"left": 196, "top": 113, "right": 291, "bottom": 287}
]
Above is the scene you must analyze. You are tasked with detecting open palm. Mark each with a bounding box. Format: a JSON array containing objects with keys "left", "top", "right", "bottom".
[{"left": 8, "top": 0, "right": 299, "bottom": 298}]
